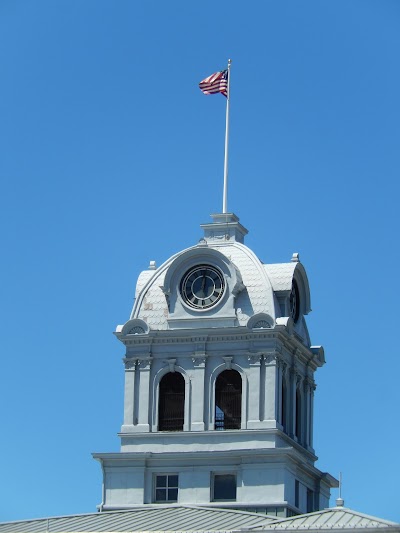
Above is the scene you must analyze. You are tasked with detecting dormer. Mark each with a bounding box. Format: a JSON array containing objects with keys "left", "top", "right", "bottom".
[{"left": 162, "top": 246, "right": 245, "bottom": 329}]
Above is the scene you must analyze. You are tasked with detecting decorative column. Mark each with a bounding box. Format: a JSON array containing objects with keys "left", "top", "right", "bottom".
[
  {"left": 121, "top": 357, "right": 137, "bottom": 432},
  {"left": 295, "top": 374, "right": 304, "bottom": 444},
  {"left": 280, "top": 360, "right": 288, "bottom": 430},
  {"left": 247, "top": 353, "right": 262, "bottom": 429},
  {"left": 136, "top": 358, "right": 152, "bottom": 432},
  {"left": 262, "top": 353, "right": 279, "bottom": 429},
  {"left": 191, "top": 354, "right": 207, "bottom": 431},
  {"left": 304, "top": 376, "right": 313, "bottom": 448},
  {"left": 288, "top": 366, "right": 297, "bottom": 438},
  {"left": 309, "top": 382, "right": 316, "bottom": 449}
]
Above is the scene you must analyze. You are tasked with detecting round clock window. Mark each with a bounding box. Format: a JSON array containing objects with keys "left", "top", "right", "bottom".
[{"left": 180, "top": 265, "right": 225, "bottom": 310}]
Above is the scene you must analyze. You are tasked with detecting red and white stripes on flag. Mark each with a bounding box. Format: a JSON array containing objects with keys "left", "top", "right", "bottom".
[{"left": 199, "top": 69, "right": 228, "bottom": 97}]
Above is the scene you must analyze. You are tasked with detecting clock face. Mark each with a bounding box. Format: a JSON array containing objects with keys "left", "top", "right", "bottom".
[
  {"left": 180, "top": 265, "right": 225, "bottom": 309},
  {"left": 289, "top": 280, "right": 300, "bottom": 323}
]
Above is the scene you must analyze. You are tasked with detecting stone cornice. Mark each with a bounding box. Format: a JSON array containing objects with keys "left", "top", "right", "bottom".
[
  {"left": 122, "top": 329, "right": 285, "bottom": 350},
  {"left": 120, "top": 327, "right": 280, "bottom": 346},
  {"left": 94, "top": 439, "right": 320, "bottom": 472},
  {"left": 120, "top": 327, "right": 322, "bottom": 375}
]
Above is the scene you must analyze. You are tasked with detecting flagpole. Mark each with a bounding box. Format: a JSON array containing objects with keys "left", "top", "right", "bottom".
[{"left": 222, "top": 59, "right": 231, "bottom": 214}]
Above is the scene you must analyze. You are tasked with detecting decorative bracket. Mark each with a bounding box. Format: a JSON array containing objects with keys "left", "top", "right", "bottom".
[
  {"left": 222, "top": 356, "right": 233, "bottom": 369},
  {"left": 263, "top": 352, "right": 277, "bottom": 365},
  {"left": 123, "top": 358, "right": 137, "bottom": 371},
  {"left": 247, "top": 353, "right": 262, "bottom": 365},
  {"left": 192, "top": 354, "right": 207, "bottom": 367},
  {"left": 137, "top": 358, "right": 152, "bottom": 369},
  {"left": 167, "top": 358, "right": 176, "bottom": 372},
  {"left": 296, "top": 372, "right": 304, "bottom": 388}
]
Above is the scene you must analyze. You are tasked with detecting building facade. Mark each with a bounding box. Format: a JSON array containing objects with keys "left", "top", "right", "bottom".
[{"left": 93, "top": 213, "right": 337, "bottom": 517}]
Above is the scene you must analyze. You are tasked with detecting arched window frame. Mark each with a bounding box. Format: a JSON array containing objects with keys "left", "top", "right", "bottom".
[
  {"left": 152, "top": 366, "right": 190, "bottom": 432},
  {"left": 209, "top": 364, "right": 247, "bottom": 430}
]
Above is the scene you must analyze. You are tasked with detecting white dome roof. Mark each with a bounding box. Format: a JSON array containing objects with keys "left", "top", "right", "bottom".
[{"left": 128, "top": 214, "right": 311, "bottom": 345}]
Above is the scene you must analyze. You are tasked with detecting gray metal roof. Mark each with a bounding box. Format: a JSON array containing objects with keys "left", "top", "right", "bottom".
[
  {"left": 0, "top": 505, "right": 276, "bottom": 533},
  {"left": 2, "top": 506, "right": 398, "bottom": 533},
  {"left": 263, "top": 263, "right": 296, "bottom": 293},
  {"left": 256, "top": 507, "right": 400, "bottom": 530}
]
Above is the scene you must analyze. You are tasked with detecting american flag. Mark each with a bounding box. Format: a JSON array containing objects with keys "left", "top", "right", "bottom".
[{"left": 199, "top": 69, "right": 228, "bottom": 97}]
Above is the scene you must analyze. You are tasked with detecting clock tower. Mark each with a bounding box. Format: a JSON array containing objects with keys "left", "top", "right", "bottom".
[{"left": 93, "top": 213, "right": 337, "bottom": 517}]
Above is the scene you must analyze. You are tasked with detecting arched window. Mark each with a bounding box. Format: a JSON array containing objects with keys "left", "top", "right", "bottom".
[
  {"left": 281, "top": 378, "right": 287, "bottom": 432},
  {"left": 158, "top": 372, "right": 185, "bottom": 431},
  {"left": 295, "top": 388, "right": 302, "bottom": 441},
  {"left": 215, "top": 370, "right": 242, "bottom": 430}
]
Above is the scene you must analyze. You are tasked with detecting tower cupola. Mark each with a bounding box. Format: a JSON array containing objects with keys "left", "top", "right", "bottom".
[{"left": 93, "top": 214, "right": 337, "bottom": 516}]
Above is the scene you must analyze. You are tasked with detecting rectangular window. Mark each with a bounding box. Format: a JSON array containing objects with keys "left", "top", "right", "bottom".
[
  {"left": 307, "top": 488, "right": 314, "bottom": 513},
  {"left": 295, "top": 480, "right": 300, "bottom": 508},
  {"left": 154, "top": 474, "right": 179, "bottom": 503},
  {"left": 212, "top": 473, "right": 237, "bottom": 501}
]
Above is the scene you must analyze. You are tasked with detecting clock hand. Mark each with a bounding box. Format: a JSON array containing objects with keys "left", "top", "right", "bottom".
[{"left": 201, "top": 274, "right": 207, "bottom": 297}]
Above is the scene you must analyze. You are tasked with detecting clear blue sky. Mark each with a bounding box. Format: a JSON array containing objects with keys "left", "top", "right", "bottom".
[{"left": 1, "top": 0, "right": 399, "bottom": 524}]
